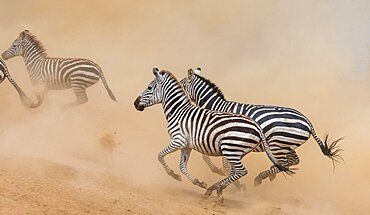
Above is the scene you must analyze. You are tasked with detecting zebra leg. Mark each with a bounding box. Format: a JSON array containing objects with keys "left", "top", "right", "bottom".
[
  {"left": 20, "top": 83, "right": 47, "bottom": 109},
  {"left": 205, "top": 157, "right": 248, "bottom": 203},
  {"left": 202, "top": 155, "right": 245, "bottom": 191},
  {"left": 180, "top": 149, "right": 207, "bottom": 189},
  {"left": 158, "top": 142, "right": 182, "bottom": 181},
  {"left": 254, "top": 150, "right": 300, "bottom": 186},
  {"left": 220, "top": 157, "right": 246, "bottom": 191},
  {"left": 62, "top": 86, "right": 88, "bottom": 109},
  {"left": 224, "top": 158, "right": 247, "bottom": 191},
  {"left": 202, "top": 155, "right": 225, "bottom": 176}
]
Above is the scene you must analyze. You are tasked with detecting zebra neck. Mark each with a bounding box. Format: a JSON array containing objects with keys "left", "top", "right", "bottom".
[
  {"left": 23, "top": 55, "right": 44, "bottom": 81},
  {"left": 162, "top": 86, "right": 192, "bottom": 122},
  {"left": 22, "top": 43, "right": 46, "bottom": 72}
]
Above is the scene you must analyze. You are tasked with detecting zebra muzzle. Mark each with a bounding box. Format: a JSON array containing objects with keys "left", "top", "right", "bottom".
[
  {"left": 134, "top": 96, "right": 145, "bottom": 111},
  {"left": 1, "top": 52, "right": 9, "bottom": 60}
]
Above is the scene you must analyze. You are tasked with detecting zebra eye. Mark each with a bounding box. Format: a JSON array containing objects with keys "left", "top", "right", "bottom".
[{"left": 148, "top": 86, "right": 153, "bottom": 90}]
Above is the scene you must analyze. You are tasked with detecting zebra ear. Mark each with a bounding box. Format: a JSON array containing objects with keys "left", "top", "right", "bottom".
[
  {"left": 20, "top": 30, "right": 29, "bottom": 39},
  {"left": 153, "top": 66, "right": 159, "bottom": 75},
  {"left": 152, "top": 66, "right": 160, "bottom": 76},
  {"left": 187, "top": 68, "right": 194, "bottom": 79},
  {"left": 194, "top": 67, "right": 201, "bottom": 75}
]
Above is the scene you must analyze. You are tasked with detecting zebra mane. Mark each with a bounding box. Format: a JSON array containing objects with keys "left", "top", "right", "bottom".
[
  {"left": 160, "top": 70, "right": 188, "bottom": 96},
  {"left": 25, "top": 33, "right": 47, "bottom": 56},
  {"left": 195, "top": 74, "right": 225, "bottom": 99}
]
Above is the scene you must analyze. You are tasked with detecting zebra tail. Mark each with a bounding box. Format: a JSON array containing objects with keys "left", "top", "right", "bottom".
[
  {"left": 3, "top": 64, "right": 43, "bottom": 108},
  {"left": 98, "top": 71, "right": 117, "bottom": 102},
  {"left": 311, "top": 128, "right": 344, "bottom": 169}
]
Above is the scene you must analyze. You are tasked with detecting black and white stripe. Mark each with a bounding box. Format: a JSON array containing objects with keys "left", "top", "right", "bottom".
[
  {"left": 180, "top": 68, "right": 343, "bottom": 186},
  {"left": 1, "top": 30, "right": 116, "bottom": 108},
  {"left": 134, "top": 68, "right": 290, "bottom": 201},
  {"left": 0, "top": 58, "right": 42, "bottom": 108}
]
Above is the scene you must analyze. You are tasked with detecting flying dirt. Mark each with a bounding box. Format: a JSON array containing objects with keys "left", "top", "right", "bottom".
[{"left": 0, "top": 1, "right": 369, "bottom": 214}]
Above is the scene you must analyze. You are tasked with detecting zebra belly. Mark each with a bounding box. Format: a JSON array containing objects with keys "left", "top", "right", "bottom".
[
  {"left": 187, "top": 140, "right": 222, "bottom": 156},
  {"left": 43, "top": 75, "right": 71, "bottom": 90},
  {"left": 47, "top": 83, "right": 71, "bottom": 90}
]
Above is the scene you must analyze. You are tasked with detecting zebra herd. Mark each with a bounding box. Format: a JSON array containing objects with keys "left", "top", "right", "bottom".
[{"left": 1, "top": 30, "right": 343, "bottom": 203}]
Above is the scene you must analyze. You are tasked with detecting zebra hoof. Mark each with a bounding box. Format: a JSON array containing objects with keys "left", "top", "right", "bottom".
[
  {"left": 254, "top": 178, "right": 262, "bottom": 187},
  {"left": 194, "top": 179, "right": 207, "bottom": 189},
  {"left": 204, "top": 187, "right": 214, "bottom": 196},
  {"left": 269, "top": 174, "right": 276, "bottom": 182},
  {"left": 237, "top": 183, "right": 247, "bottom": 191},
  {"left": 172, "top": 173, "right": 182, "bottom": 181},
  {"left": 168, "top": 170, "right": 182, "bottom": 181},
  {"left": 215, "top": 196, "right": 224, "bottom": 205}
]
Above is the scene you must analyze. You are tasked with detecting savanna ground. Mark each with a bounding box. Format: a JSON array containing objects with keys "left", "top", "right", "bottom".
[{"left": 0, "top": 1, "right": 369, "bottom": 214}]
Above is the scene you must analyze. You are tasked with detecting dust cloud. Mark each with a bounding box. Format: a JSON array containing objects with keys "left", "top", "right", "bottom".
[{"left": 0, "top": 1, "right": 369, "bottom": 214}]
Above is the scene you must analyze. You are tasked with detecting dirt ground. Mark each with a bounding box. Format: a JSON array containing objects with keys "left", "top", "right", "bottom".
[{"left": 0, "top": 1, "right": 369, "bottom": 214}]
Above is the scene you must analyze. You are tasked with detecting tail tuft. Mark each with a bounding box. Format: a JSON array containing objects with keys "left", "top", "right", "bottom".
[
  {"left": 320, "top": 134, "right": 344, "bottom": 168},
  {"left": 275, "top": 163, "right": 296, "bottom": 176}
]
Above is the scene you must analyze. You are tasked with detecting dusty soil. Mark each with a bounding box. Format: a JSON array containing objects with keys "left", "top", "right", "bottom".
[{"left": 0, "top": 153, "right": 224, "bottom": 215}]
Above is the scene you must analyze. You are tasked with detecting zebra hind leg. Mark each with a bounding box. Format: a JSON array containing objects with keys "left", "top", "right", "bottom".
[
  {"left": 62, "top": 86, "right": 88, "bottom": 110},
  {"left": 202, "top": 156, "right": 246, "bottom": 191},
  {"left": 221, "top": 157, "right": 246, "bottom": 191},
  {"left": 205, "top": 157, "right": 248, "bottom": 203},
  {"left": 254, "top": 151, "right": 300, "bottom": 186},
  {"left": 202, "top": 155, "right": 225, "bottom": 176},
  {"left": 180, "top": 149, "right": 207, "bottom": 189}
]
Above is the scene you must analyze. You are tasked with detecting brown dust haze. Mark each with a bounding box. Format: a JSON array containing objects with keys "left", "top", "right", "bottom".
[{"left": 0, "top": 1, "right": 369, "bottom": 214}]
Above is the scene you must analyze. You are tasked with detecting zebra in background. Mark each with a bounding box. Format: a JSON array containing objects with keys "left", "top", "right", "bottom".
[
  {"left": 1, "top": 30, "right": 116, "bottom": 109},
  {"left": 180, "top": 68, "right": 343, "bottom": 186},
  {"left": 134, "top": 67, "right": 292, "bottom": 203},
  {"left": 0, "top": 60, "right": 5, "bottom": 84},
  {"left": 0, "top": 58, "right": 42, "bottom": 108}
]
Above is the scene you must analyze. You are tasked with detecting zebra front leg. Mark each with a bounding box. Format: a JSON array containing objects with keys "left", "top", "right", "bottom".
[
  {"left": 19, "top": 83, "right": 46, "bottom": 109},
  {"left": 158, "top": 142, "right": 182, "bottom": 181},
  {"left": 254, "top": 151, "right": 300, "bottom": 186},
  {"left": 205, "top": 157, "right": 248, "bottom": 203},
  {"left": 180, "top": 149, "right": 207, "bottom": 189},
  {"left": 202, "top": 155, "right": 225, "bottom": 176}
]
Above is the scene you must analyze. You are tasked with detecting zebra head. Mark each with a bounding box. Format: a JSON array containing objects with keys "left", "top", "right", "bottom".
[
  {"left": 2, "top": 30, "right": 30, "bottom": 60},
  {"left": 134, "top": 67, "right": 164, "bottom": 111},
  {"left": 179, "top": 67, "right": 202, "bottom": 102}
]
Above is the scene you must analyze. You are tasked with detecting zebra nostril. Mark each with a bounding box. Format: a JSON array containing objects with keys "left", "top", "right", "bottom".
[
  {"left": 134, "top": 96, "right": 144, "bottom": 111},
  {"left": 1, "top": 52, "right": 7, "bottom": 60}
]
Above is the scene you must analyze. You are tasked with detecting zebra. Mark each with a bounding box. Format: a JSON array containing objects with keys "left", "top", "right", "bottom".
[
  {"left": 0, "top": 58, "right": 42, "bottom": 108},
  {"left": 134, "top": 67, "right": 292, "bottom": 202},
  {"left": 1, "top": 30, "right": 116, "bottom": 109},
  {"left": 180, "top": 68, "right": 343, "bottom": 186}
]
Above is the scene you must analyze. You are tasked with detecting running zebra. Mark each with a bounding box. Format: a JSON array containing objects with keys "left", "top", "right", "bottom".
[
  {"left": 0, "top": 58, "right": 42, "bottom": 108},
  {"left": 1, "top": 30, "right": 116, "bottom": 109},
  {"left": 134, "top": 67, "right": 291, "bottom": 202},
  {"left": 180, "top": 68, "right": 343, "bottom": 186}
]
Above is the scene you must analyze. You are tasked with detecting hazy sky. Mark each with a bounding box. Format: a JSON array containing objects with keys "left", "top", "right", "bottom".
[{"left": 0, "top": 0, "right": 369, "bottom": 80}]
